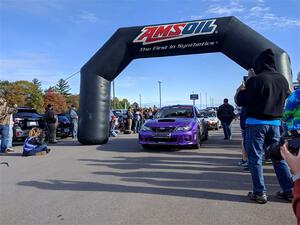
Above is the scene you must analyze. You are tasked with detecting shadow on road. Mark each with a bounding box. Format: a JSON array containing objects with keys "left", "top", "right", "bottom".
[
  {"left": 18, "top": 179, "right": 251, "bottom": 203},
  {"left": 16, "top": 126, "right": 281, "bottom": 204}
]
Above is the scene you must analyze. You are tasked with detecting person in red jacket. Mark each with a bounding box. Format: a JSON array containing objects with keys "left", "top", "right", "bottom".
[{"left": 281, "top": 143, "right": 300, "bottom": 225}]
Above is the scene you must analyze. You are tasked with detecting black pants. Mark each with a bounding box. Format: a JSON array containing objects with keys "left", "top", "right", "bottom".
[{"left": 47, "top": 123, "right": 57, "bottom": 142}]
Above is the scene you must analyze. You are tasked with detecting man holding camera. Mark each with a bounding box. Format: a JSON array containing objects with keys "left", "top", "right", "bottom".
[{"left": 236, "top": 49, "right": 293, "bottom": 204}]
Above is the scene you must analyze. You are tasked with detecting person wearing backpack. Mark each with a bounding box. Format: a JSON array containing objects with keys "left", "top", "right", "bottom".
[{"left": 217, "top": 98, "right": 235, "bottom": 140}]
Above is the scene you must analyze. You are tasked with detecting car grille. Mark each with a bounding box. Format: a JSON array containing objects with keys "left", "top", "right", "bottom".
[
  {"left": 151, "top": 127, "right": 175, "bottom": 133},
  {"left": 149, "top": 137, "right": 177, "bottom": 142}
]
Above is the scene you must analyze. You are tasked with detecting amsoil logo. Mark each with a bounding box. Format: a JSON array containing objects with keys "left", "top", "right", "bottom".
[{"left": 133, "top": 19, "right": 217, "bottom": 45}]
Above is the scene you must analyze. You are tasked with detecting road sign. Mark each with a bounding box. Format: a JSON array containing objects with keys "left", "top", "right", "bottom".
[{"left": 190, "top": 94, "right": 199, "bottom": 100}]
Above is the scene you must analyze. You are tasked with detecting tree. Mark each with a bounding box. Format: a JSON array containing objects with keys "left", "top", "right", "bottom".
[
  {"left": 0, "top": 80, "right": 11, "bottom": 98},
  {"left": 55, "top": 79, "right": 71, "bottom": 96},
  {"left": 44, "top": 88, "right": 68, "bottom": 113},
  {"left": 0, "top": 80, "right": 44, "bottom": 112},
  {"left": 120, "top": 98, "right": 131, "bottom": 109},
  {"left": 32, "top": 78, "right": 42, "bottom": 90},
  {"left": 66, "top": 95, "right": 80, "bottom": 109}
]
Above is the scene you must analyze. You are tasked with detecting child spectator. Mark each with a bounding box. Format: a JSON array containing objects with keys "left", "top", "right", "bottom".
[{"left": 23, "top": 128, "right": 50, "bottom": 156}]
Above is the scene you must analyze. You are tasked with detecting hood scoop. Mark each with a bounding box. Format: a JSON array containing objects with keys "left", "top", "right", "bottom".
[{"left": 158, "top": 119, "right": 175, "bottom": 122}]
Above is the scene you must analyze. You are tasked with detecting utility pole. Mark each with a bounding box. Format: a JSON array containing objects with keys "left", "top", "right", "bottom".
[
  {"left": 158, "top": 81, "right": 162, "bottom": 108},
  {"left": 139, "top": 94, "right": 141, "bottom": 108},
  {"left": 199, "top": 93, "right": 202, "bottom": 109}
]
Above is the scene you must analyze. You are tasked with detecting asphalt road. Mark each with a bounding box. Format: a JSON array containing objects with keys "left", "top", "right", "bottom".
[{"left": 0, "top": 122, "right": 296, "bottom": 225}]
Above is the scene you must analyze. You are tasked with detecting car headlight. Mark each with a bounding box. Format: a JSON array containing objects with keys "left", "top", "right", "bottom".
[
  {"left": 176, "top": 125, "right": 192, "bottom": 131},
  {"left": 141, "top": 124, "right": 152, "bottom": 131}
]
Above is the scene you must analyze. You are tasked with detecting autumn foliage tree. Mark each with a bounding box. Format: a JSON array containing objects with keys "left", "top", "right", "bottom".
[
  {"left": 0, "top": 80, "right": 44, "bottom": 112},
  {"left": 44, "top": 88, "right": 68, "bottom": 114},
  {"left": 66, "top": 95, "right": 80, "bottom": 109}
]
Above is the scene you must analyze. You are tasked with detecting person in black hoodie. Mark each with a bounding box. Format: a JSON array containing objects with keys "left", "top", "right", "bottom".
[
  {"left": 217, "top": 98, "right": 235, "bottom": 140},
  {"left": 236, "top": 48, "right": 293, "bottom": 204}
]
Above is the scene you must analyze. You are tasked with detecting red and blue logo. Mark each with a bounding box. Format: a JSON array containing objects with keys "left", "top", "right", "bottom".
[{"left": 133, "top": 19, "right": 217, "bottom": 45}]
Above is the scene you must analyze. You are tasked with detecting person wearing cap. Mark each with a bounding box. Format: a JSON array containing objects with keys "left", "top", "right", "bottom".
[
  {"left": 69, "top": 105, "right": 78, "bottom": 140},
  {"left": 44, "top": 104, "right": 57, "bottom": 143},
  {"left": 0, "top": 97, "right": 17, "bottom": 153}
]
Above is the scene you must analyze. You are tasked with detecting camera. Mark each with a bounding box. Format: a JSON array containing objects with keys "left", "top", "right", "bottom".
[{"left": 269, "top": 134, "right": 300, "bottom": 161}]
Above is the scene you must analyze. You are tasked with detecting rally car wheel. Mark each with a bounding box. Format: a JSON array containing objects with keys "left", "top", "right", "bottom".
[{"left": 192, "top": 130, "right": 201, "bottom": 149}]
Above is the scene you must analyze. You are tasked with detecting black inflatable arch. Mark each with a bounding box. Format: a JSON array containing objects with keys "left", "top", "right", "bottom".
[{"left": 78, "top": 16, "right": 292, "bottom": 145}]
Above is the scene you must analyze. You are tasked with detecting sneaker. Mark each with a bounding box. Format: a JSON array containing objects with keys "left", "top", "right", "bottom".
[
  {"left": 241, "top": 161, "right": 249, "bottom": 167},
  {"left": 243, "top": 166, "right": 250, "bottom": 171},
  {"left": 237, "top": 159, "right": 246, "bottom": 166},
  {"left": 276, "top": 191, "right": 293, "bottom": 202},
  {"left": 224, "top": 137, "right": 228, "bottom": 140},
  {"left": 248, "top": 192, "right": 268, "bottom": 204},
  {"left": 6, "top": 148, "right": 14, "bottom": 152},
  {"left": 263, "top": 158, "right": 272, "bottom": 165},
  {"left": 238, "top": 160, "right": 248, "bottom": 166},
  {"left": 46, "top": 148, "right": 51, "bottom": 154}
]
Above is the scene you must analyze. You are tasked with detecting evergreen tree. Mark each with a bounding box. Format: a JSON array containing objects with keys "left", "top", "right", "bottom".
[
  {"left": 55, "top": 79, "right": 71, "bottom": 96},
  {"left": 32, "top": 78, "right": 42, "bottom": 91}
]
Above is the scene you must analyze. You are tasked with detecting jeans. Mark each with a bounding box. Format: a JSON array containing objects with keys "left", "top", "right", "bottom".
[
  {"left": 7, "top": 125, "right": 13, "bottom": 148},
  {"left": 221, "top": 121, "right": 232, "bottom": 139},
  {"left": 246, "top": 124, "right": 293, "bottom": 194},
  {"left": 23, "top": 145, "right": 48, "bottom": 156},
  {"left": 0, "top": 124, "right": 9, "bottom": 152},
  {"left": 71, "top": 119, "right": 78, "bottom": 139},
  {"left": 134, "top": 119, "right": 141, "bottom": 133}
]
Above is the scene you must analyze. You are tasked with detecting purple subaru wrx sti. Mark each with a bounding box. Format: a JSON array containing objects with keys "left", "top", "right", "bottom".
[{"left": 139, "top": 105, "right": 208, "bottom": 149}]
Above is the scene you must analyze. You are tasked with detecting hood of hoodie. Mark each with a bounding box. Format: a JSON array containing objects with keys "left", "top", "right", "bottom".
[{"left": 252, "top": 48, "right": 277, "bottom": 74}]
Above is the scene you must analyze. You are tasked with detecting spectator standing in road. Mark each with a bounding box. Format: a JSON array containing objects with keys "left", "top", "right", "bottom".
[
  {"left": 69, "top": 105, "right": 78, "bottom": 140},
  {"left": 217, "top": 98, "right": 235, "bottom": 140},
  {"left": 235, "top": 69, "right": 256, "bottom": 169},
  {"left": 126, "top": 107, "right": 133, "bottom": 133},
  {"left": 133, "top": 108, "right": 141, "bottom": 133},
  {"left": 7, "top": 113, "right": 14, "bottom": 152},
  {"left": 45, "top": 104, "right": 58, "bottom": 143},
  {"left": 236, "top": 48, "right": 293, "bottom": 204},
  {"left": 0, "top": 97, "right": 17, "bottom": 153}
]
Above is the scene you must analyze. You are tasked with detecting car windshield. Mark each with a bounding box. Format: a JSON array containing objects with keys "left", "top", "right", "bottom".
[
  {"left": 207, "top": 112, "right": 217, "bottom": 117},
  {"left": 155, "top": 106, "right": 194, "bottom": 118}
]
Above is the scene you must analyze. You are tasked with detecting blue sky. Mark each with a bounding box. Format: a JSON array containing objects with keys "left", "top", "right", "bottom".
[{"left": 1, "top": 0, "right": 300, "bottom": 108}]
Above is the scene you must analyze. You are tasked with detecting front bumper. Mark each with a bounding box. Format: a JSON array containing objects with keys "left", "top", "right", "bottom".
[
  {"left": 139, "top": 130, "right": 198, "bottom": 146},
  {"left": 207, "top": 122, "right": 218, "bottom": 129},
  {"left": 56, "top": 127, "right": 70, "bottom": 137}
]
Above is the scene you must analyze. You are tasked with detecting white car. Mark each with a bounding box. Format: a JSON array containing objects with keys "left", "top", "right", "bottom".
[{"left": 201, "top": 111, "right": 220, "bottom": 130}]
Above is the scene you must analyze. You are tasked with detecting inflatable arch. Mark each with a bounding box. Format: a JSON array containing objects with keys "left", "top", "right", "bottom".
[{"left": 78, "top": 16, "right": 292, "bottom": 145}]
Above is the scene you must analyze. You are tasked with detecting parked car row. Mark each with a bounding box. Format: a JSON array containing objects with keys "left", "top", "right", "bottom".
[{"left": 12, "top": 107, "right": 72, "bottom": 142}]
